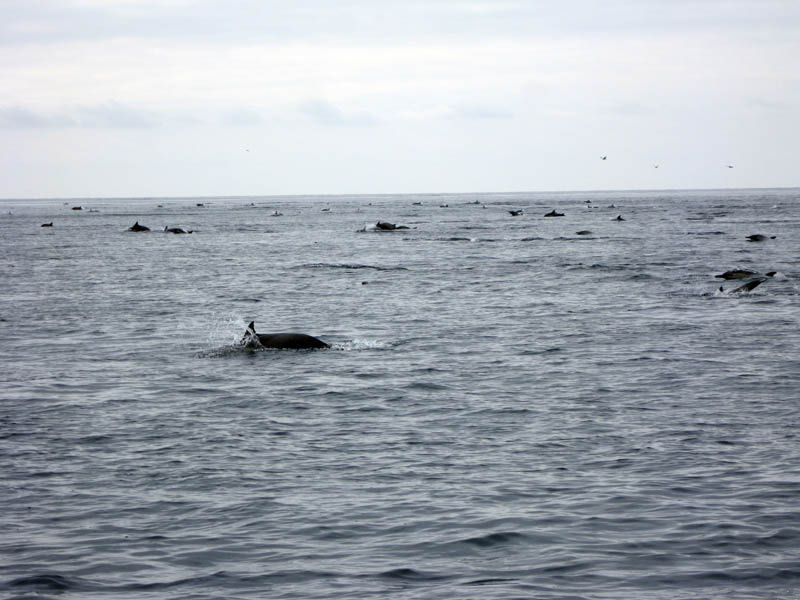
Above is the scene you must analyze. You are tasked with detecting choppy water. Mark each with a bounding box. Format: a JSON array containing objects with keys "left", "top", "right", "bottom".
[{"left": 2, "top": 188, "right": 799, "bottom": 600}]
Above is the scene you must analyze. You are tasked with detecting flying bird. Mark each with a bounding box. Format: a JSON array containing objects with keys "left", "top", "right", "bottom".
[
  {"left": 726, "top": 164, "right": 734, "bottom": 168},
  {"left": 600, "top": 155, "right": 607, "bottom": 160}
]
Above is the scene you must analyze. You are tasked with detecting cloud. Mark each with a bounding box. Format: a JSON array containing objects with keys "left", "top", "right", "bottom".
[
  {"left": 2, "top": 0, "right": 799, "bottom": 197},
  {"left": 77, "top": 101, "right": 158, "bottom": 128},
  {"left": 0, "top": 106, "right": 76, "bottom": 128},
  {"left": 398, "top": 103, "right": 514, "bottom": 121},
  {"left": 221, "top": 108, "right": 264, "bottom": 126},
  {"left": 0, "top": 101, "right": 158, "bottom": 128},
  {"left": 298, "top": 100, "right": 376, "bottom": 126},
  {"left": 448, "top": 105, "right": 514, "bottom": 119},
  {"left": 3, "top": 0, "right": 799, "bottom": 47},
  {"left": 604, "top": 102, "right": 653, "bottom": 117},
  {"left": 747, "top": 98, "right": 791, "bottom": 111}
]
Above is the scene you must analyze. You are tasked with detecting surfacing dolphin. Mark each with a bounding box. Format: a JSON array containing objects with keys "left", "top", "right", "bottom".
[
  {"left": 715, "top": 269, "right": 776, "bottom": 280},
  {"left": 241, "top": 321, "right": 329, "bottom": 350},
  {"left": 719, "top": 279, "right": 766, "bottom": 294},
  {"left": 376, "top": 221, "right": 409, "bottom": 230},
  {"left": 128, "top": 221, "right": 150, "bottom": 232}
]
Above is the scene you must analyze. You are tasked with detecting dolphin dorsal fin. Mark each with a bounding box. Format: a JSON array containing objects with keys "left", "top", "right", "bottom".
[{"left": 241, "top": 321, "right": 258, "bottom": 345}]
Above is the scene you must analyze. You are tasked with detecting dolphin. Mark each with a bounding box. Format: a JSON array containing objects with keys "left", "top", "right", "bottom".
[
  {"left": 508, "top": 210, "right": 523, "bottom": 216},
  {"left": 242, "top": 321, "right": 329, "bottom": 350},
  {"left": 128, "top": 221, "right": 150, "bottom": 232},
  {"left": 544, "top": 210, "right": 564, "bottom": 217},
  {"left": 575, "top": 230, "right": 592, "bottom": 235},
  {"left": 164, "top": 226, "right": 192, "bottom": 234},
  {"left": 613, "top": 215, "right": 625, "bottom": 221},
  {"left": 746, "top": 234, "right": 775, "bottom": 242},
  {"left": 720, "top": 279, "right": 766, "bottom": 294},
  {"left": 731, "top": 280, "right": 764, "bottom": 294},
  {"left": 376, "top": 221, "right": 409, "bottom": 230},
  {"left": 715, "top": 269, "right": 775, "bottom": 280},
  {"left": 41, "top": 222, "right": 53, "bottom": 227}
]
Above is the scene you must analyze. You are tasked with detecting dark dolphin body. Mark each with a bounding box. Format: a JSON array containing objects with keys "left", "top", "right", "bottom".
[
  {"left": 719, "top": 279, "right": 767, "bottom": 294},
  {"left": 164, "top": 226, "right": 192, "bottom": 234},
  {"left": 242, "top": 321, "right": 329, "bottom": 350},
  {"left": 613, "top": 215, "right": 625, "bottom": 221},
  {"left": 715, "top": 269, "right": 776, "bottom": 280},
  {"left": 544, "top": 210, "right": 564, "bottom": 217},
  {"left": 376, "top": 221, "right": 409, "bottom": 230},
  {"left": 746, "top": 234, "right": 775, "bottom": 242},
  {"left": 730, "top": 280, "right": 765, "bottom": 294},
  {"left": 576, "top": 230, "right": 592, "bottom": 235},
  {"left": 128, "top": 221, "right": 150, "bottom": 232},
  {"left": 41, "top": 222, "right": 53, "bottom": 227},
  {"left": 508, "top": 210, "right": 523, "bottom": 216}
]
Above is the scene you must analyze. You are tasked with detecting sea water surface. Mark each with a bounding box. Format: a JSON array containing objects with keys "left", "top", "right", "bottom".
[{"left": 1, "top": 189, "right": 799, "bottom": 599}]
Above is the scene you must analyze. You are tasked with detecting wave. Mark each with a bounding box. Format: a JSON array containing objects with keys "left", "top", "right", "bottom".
[
  {"left": 301, "top": 263, "right": 409, "bottom": 271},
  {"left": 333, "top": 338, "right": 397, "bottom": 351},
  {"left": 460, "top": 531, "right": 528, "bottom": 547},
  {"left": 8, "top": 574, "right": 75, "bottom": 591},
  {"left": 375, "top": 568, "right": 449, "bottom": 581}
]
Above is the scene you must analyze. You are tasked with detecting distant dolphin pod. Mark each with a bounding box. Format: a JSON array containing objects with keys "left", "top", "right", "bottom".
[{"left": 242, "top": 321, "right": 329, "bottom": 350}]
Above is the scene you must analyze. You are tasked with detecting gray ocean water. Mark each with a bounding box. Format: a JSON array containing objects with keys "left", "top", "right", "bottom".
[{"left": 1, "top": 188, "right": 799, "bottom": 600}]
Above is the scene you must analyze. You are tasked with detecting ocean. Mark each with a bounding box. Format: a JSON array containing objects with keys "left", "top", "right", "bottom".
[{"left": 1, "top": 188, "right": 799, "bottom": 599}]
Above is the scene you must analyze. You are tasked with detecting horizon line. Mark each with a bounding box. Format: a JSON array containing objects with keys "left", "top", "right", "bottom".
[{"left": 1, "top": 185, "right": 798, "bottom": 202}]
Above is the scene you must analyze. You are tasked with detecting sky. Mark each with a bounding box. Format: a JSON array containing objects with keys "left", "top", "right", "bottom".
[{"left": 1, "top": 0, "right": 799, "bottom": 198}]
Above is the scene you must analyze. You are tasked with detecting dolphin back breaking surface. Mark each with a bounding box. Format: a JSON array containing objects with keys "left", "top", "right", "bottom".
[{"left": 242, "top": 321, "right": 329, "bottom": 350}]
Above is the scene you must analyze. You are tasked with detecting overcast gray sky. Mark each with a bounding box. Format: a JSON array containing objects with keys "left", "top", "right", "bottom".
[{"left": 1, "top": 0, "right": 798, "bottom": 198}]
